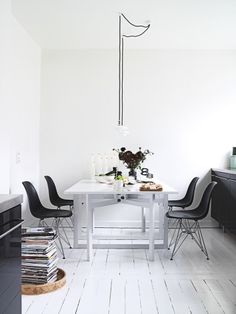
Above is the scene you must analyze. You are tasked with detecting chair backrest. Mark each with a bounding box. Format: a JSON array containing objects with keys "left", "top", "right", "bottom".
[
  {"left": 22, "top": 181, "right": 44, "bottom": 218},
  {"left": 196, "top": 181, "right": 217, "bottom": 219},
  {"left": 182, "top": 177, "right": 200, "bottom": 207},
  {"left": 44, "top": 175, "right": 61, "bottom": 206}
]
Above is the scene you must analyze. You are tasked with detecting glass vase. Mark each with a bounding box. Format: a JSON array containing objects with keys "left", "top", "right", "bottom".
[
  {"left": 128, "top": 168, "right": 137, "bottom": 180},
  {"left": 230, "top": 155, "right": 236, "bottom": 170}
]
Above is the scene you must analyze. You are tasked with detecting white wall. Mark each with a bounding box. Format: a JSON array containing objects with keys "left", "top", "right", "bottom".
[
  {"left": 0, "top": 0, "right": 11, "bottom": 193},
  {"left": 40, "top": 49, "right": 236, "bottom": 226},
  {"left": 11, "top": 0, "right": 236, "bottom": 50},
  {"left": 0, "top": 0, "right": 41, "bottom": 223}
]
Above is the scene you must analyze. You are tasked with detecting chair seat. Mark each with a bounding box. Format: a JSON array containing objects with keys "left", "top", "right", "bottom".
[
  {"left": 38, "top": 208, "right": 72, "bottom": 219},
  {"left": 56, "top": 199, "right": 73, "bottom": 207},
  {"left": 168, "top": 177, "right": 199, "bottom": 209},
  {"left": 166, "top": 209, "right": 201, "bottom": 220},
  {"left": 168, "top": 199, "right": 188, "bottom": 208}
]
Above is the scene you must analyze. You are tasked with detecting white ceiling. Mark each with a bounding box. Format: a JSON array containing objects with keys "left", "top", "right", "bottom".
[{"left": 12, "top": 0, "right": 236, "bottom": 50}]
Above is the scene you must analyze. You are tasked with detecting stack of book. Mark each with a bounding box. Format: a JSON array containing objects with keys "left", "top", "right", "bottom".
[{"left": 21, "top": 227, "right": 58, "bottom": 285}]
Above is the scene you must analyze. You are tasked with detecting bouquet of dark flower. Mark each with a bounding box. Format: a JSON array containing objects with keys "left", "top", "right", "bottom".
[{"left": 113, "top": 147, "right": 154, "bottom": 170}]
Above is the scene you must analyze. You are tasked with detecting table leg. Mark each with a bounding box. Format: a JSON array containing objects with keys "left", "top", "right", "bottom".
[
  {"left": 92, "top": 208, "right": 95, "bottom": 234},
  {"left": 86, "top": 195, "right": 93, "bottom": 261},
  {"left": 73, "top": 195, "right": 80, "bottom": 248},
  {"left": 141, "top": 207, "right": 146, "bottom": 232},
  {"left": 149, "top": 199, "right": 155, "bottom": 261},
  {"left": 158, "top": 196, "right": 164, "bottom": 240},
  {"left": 163, "top": 194, "right": 169, "bottom": 249}
]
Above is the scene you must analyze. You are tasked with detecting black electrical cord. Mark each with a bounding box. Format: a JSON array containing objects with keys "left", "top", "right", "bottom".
[
  {"left": 121, "top": 37, "right": 124, "bottom": 125},
  {"left": 121, "top": 13, "right": 150, "bottom": 38},
  {"left": 118, "top": 15, "right": 121, "bottom": 125},
  {"left": 118, "top": 13, "right": 150, "bottom": 127}
]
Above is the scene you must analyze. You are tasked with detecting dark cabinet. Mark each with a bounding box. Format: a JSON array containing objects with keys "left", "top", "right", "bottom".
[
  {"left": 229, "top": 179, "right": 236, "bottom": 229},
  {"left": 211, "top": 169, "right": 236, "bottom": 231},
  {"left": 0, "top": 204, "right": 22, "bottom": 314}
]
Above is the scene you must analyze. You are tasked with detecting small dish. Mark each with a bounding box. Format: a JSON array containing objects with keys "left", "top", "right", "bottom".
[{"left": 95, "top": 175, "right": 114, "bottom": 184}]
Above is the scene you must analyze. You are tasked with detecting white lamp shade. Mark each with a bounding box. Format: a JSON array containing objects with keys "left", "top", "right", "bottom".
[{"left": 116, "top": 125, "right": 129, "bottom": 136}]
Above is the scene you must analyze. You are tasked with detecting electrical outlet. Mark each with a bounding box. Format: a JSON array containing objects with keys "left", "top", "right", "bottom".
[{"left": 16, "top": 152, "right": 21, "bottom": 164}]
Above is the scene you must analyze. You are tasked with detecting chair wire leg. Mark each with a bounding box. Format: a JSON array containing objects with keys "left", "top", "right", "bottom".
[
  {"left": 194, "top": 222, "right": 204, "bottom": 250},
  {"left": 186, "top": 220, "right": 194, "bottom": 239},
  {"left": 57, "top": 206, "right": 73, "bottom": 230},
  {"left": 65, "top": 218, "right": 73, "bottom": 231},
  {"left": 168, "top": 219, "right": 179, "bottom": 249},
  {"left": 38, "top": 217, "right": 73, "bottom": 260},
  {"left": 38, "top": 219, "right": 49, "bottom": 227},
  {"left": 169, "top": 217, "right": 210, "bottom": 261},
  {"left": 197, "top": 222, "right": 209, "bottom": 260},
  {"left": 167, "top": 206, "right": 171, "bottom": 230},
  {"left": 55, "top": 218, "right": 71, "bottom": 248},
  {"left": 189, "top": 223, "right": 202, "bottom": 250},
  {"left": 170, "top": 220, "right": 182, "bottom": 260},
  {"left": 69, "top": 217, "right": 74, "bottom": 230},
  {"left": 70, "top": 205, "right": 74, "bottom": 224},
  {"left": 170, "top": 219, "right": 188, "bottom": 260},
  {"left": 167, "top": 207, "right": 176, "bottom": 230},
  {"left": 59, "top": 219, "right": 72, "bottom": 248},
  {"left": 55, "top": 218, "right": 66, "bottom": 259},
  {"left": 52, "top": 218, "right": 56, "bottom": 228},
  {"left": 182, "top": 220, "right": 210, "bottom": 260},
  {"left": 168, "top": 218, "right": 178, "bottom": 230}
]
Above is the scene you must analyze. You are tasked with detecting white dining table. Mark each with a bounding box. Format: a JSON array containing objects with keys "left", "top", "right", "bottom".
[{"left": 64, "top": 179, "right": 177, "bottom": 261}]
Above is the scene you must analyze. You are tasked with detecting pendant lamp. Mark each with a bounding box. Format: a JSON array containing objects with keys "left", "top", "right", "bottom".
[{"left": 117, "top": 13, "right": 150, "bottom": 136}]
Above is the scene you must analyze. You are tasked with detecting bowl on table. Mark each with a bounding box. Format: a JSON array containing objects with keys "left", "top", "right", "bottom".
[{"left": 95, "top": 175, "right": 114, "bottom": 184}]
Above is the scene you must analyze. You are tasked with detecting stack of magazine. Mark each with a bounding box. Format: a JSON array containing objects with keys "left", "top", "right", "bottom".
[{"left": 21, "top": 227, "right": 58, "bottom": 285}]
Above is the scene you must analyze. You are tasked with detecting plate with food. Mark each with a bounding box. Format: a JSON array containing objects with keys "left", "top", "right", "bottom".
[{"left": 139, "top": 182, "right": 163, "bottom": 191}]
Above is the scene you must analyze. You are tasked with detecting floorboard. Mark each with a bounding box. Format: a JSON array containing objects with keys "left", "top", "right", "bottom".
[{"left": 22, "top": 227, "right": 236, "bottom": 314}]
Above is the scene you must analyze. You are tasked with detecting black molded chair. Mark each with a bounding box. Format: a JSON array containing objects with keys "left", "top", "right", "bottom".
[
  {"left": 166, "top": 181, "right": 217, "bottom": 260},
  {"left": 168, "top": 177, "right": 199, "bottom": 210},
  {"left": 44, "top": 175, "right": 73, "bottom": 209},
  {"left": 168, "top": 177, "right": 199, "bottom": 248},
  {"left": 22, "top": 181, "right": 72, "bottom": 259},
  {"left": 45, "top": 175, "right": 74, "bottom": 229}
]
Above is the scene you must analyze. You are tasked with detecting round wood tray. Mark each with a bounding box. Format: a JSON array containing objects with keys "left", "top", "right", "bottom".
[{"left": 21, "top": 268, "right": 66, "bottom": 295}]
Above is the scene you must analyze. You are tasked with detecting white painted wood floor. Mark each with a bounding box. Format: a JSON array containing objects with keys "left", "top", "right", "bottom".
[{"left": 22, "top": 228, "right": 236, "bottom": 314}]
